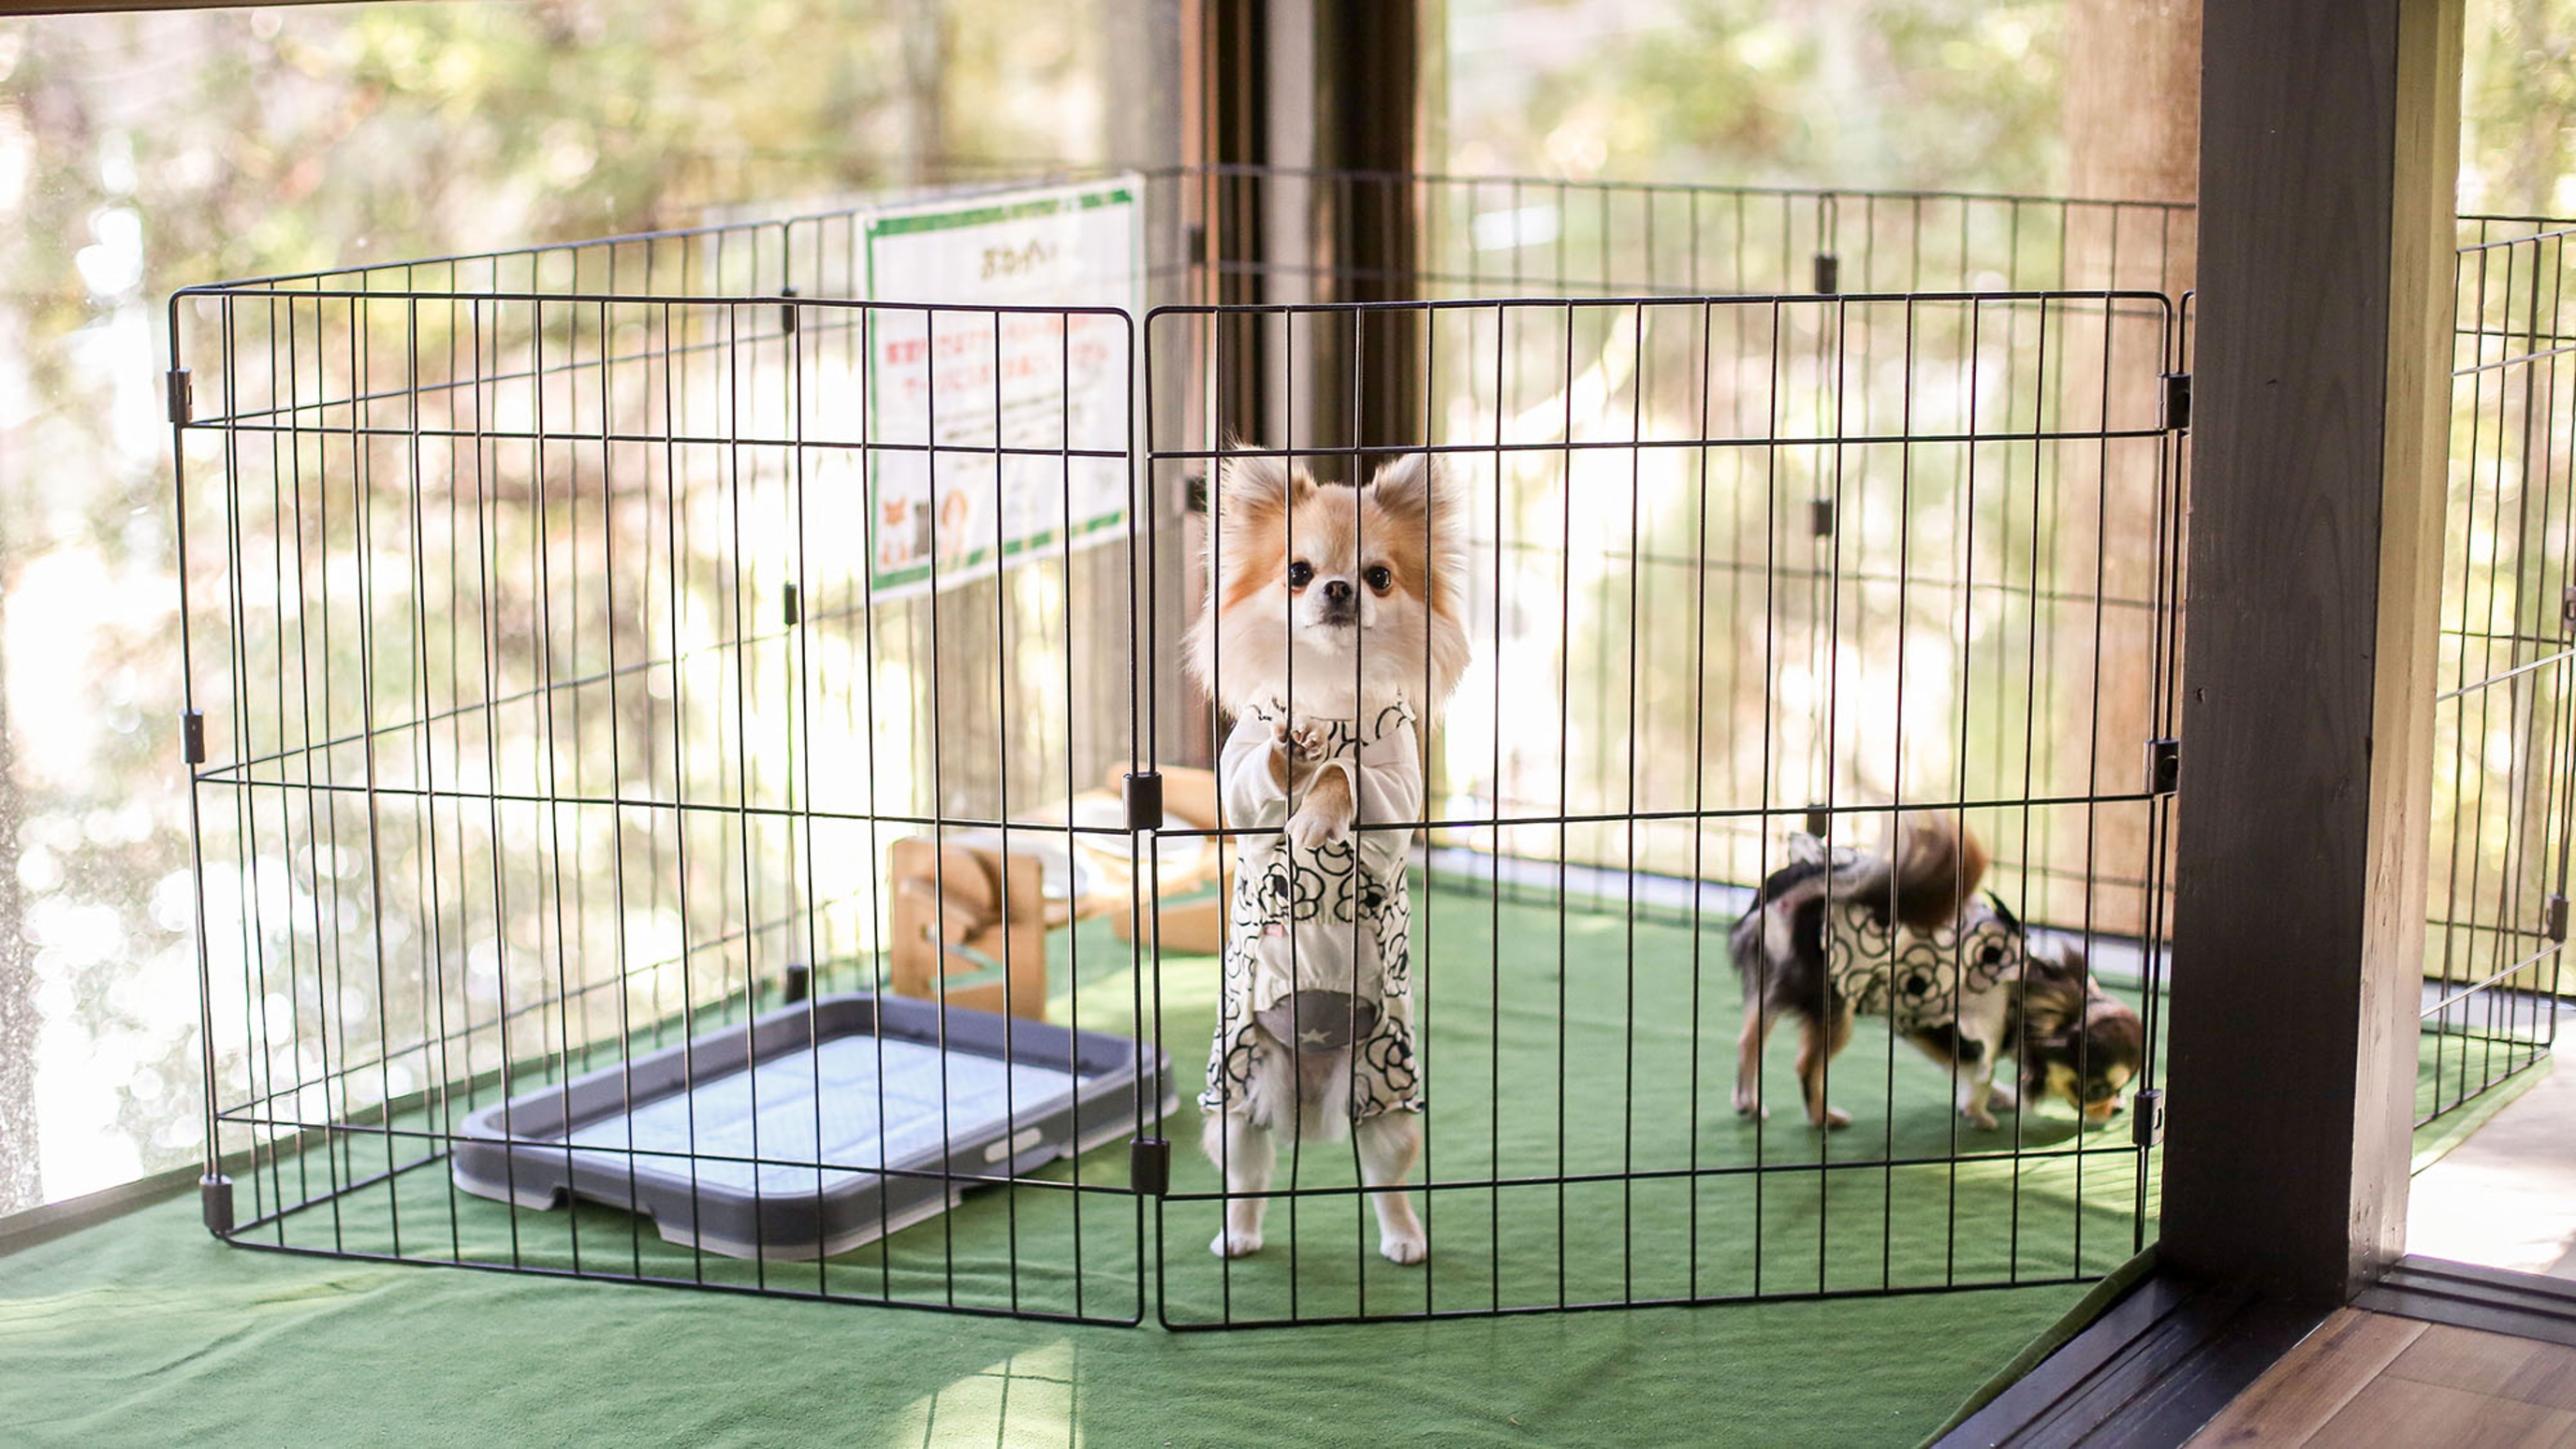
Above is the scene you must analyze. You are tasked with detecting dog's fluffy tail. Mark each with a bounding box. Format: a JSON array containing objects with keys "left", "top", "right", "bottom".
[
  {"left": 1853, "top": 816, "right": 1987, "bottom": 931},
  {"left": 1229, "top": 1037, "right": 1354, "bottom": 1142}
]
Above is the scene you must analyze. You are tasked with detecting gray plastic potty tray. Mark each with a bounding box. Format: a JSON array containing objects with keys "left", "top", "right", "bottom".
[{"left": 450, "top": 991, "right": 1172, "bottom": 1260}]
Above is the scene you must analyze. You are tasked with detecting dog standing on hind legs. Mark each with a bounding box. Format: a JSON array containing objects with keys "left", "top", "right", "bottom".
[{"left": 1186, "top": 446, "right": 1470, "bottom": 1266}]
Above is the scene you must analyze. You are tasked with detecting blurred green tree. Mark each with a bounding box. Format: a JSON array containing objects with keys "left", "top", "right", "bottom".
[{"left": 0, "top": 0, "right": 1121, "bottom": 1212}]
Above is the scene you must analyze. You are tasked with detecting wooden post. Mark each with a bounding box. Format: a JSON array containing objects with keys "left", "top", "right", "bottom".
[
  {"left": 1309, "top": 0, "right": 1423, "bottom": 472},
  {"left": 2052, "top": 0, "right": 2200, "bottom": 941},
  {"left": 2064, "top": 0, "right": 2203, "bottom": 249},
  {"left": 1209, "top": 0, "right": 1420, "bottom": 471},
  {"left": 1196, "top": 0, "right": 1273, "bottom": 442},
  {"left": 2161, "top": 0, "right": 2464, "bottom": 1299}
]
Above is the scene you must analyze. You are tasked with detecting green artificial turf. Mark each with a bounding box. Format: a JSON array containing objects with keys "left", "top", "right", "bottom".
[
  {"left": 2412, "top": 1043, "right": 2553, "bottom": 1174},
  {"left": 0, "top": 1186, "right": 2097, "bottom": 1447},
  {"left": 0, "top": 877, "right": 2151, "bottom": 1445}
]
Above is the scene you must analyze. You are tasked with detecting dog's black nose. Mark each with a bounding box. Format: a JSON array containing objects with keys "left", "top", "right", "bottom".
[{"left": 1321, "top": 578, "right": 1354, "bottom": 603}]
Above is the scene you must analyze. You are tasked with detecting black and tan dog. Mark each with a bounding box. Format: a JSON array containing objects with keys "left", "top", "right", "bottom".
[{"left": 1730, "top": 818, "right": 2144, "bottom": 1132}]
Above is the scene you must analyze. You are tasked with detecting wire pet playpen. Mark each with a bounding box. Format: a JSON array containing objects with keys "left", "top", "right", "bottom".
[
  {"left": 170, "top": 164, "right": 2198, "bottom": 1328},
  {"left": 2420, "top": 216, "right": 2576, "bottom": 1127}
]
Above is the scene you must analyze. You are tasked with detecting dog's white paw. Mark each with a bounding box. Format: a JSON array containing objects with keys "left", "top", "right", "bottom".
[
  {"left": 1378, "top": 1230, "right": 1427, "bottom": 1266},
  {"left": 1732, "top": 1088, "right": 1769, "bottom": 1120},
  {"left": 1285, "top": 720, "right": 1332, "bottom": 763},
  {"left": 1285, "top": 805, "right": 1345, "bottom": 851},
  {"left": 1210, "top": 1228, "right": 1264, "bottom": 1259},
  {"left": 1964, "top": 1108, "right": 1999, "bottom": 1132}
]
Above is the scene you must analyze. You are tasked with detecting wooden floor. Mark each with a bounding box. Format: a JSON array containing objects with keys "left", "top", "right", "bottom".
[{"left": 2189, "top": 1310, "right": 2576, "bottom": 1446}]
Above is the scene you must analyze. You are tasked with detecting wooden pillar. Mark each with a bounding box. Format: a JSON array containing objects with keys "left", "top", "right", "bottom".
[
  {"left": 1308, "top": 0, "right": 1422, "bottom": 472},
  {"left": 2055, "top": 0, "right": 2201, "bottom": 941},
  {"left": 1319, "top": 0, "right": 1422, "bottom": 469},
  {"left": 1170, "top": 0, "right": 1275, "bottom": 770},
  {"left": 1195, "top": 0, "right": 1272, "bottom": 444},
  {"left": 2161, "top": 0, "right": 2464, "bottom": 1299},
  {"left": 2064, "top": 0, "right": 2203, "bottom": 242},
  {"left": 1205, "top": 0, "right": 1421, "bottom": 473}
]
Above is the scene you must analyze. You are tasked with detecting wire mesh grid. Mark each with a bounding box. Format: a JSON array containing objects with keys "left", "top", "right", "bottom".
[
  {"left": 1184, "top": 168, "right": 2192, "bottom": 932},
  {"left": 1146, "top": 292, "right": 2184, "bottom": 1325},
  {"left": 170, "top": 165, "right": 2185, "bottom": 1328},
  {"left": 2419, "top": 216, "right": 2576, "bottom": 1128},
  {"left": 170, "top": 210, "right": 1163, "bottom": 1323}
]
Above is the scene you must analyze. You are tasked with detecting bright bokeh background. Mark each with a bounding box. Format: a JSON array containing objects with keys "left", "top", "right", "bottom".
[
  {"left": 6, "top": 0, "right": 2576, "bottom": 1212},
  {"left": 0, "top": 0, "right": 1149, "bottom": 1210}
]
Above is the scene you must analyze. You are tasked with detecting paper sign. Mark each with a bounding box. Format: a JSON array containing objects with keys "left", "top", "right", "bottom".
[{"left": 862, "top": 178, "right": 1142, "bottom": 597}]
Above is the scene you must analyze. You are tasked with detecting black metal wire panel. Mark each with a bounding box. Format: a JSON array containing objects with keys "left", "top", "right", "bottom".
[
  {"left": 168, "top": 163, "right": 2186, "bottom": 1328},
  {"left": 2421, "top": 217, "right": 2576, "bottom": 1128},
  {"left": 1145, "top": 282, "right": 2181, "bottom": 1325},
  {"left": 1187, "top": 163, "right": 2192, "bottom": 300},
  {"left": 170, "top": 271, "right": 1156, "bottom": 1322}
]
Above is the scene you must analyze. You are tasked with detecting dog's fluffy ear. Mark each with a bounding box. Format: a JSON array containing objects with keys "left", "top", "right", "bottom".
[
  {"left": 1364, "top": 452, "right": 1458, "bottom": 534},
  {"left": 2014, "top": 948, "right": 2093, "bottom": 1046},
  {"left": 1885, "top": 816, "right": 1987, "bottom": 930},
  {"left": 1208, "top": 447, "right": 1309, "bottom": 555},
  {"left": 1364, "top": 452, "right": 1471, "bottom": 709}
]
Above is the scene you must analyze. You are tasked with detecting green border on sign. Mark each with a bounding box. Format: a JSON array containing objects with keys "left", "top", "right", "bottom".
[
  {"left": 864, "top": 184, "right": 1136, "bottom": 240},
  {"left": 862, "top": 177, "right": 1142, "bottom": 598}
]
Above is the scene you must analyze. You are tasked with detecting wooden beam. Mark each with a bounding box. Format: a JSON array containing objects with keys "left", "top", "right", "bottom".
[
  {"left": 2064, "top": 0, "right": 2203, "bottom": 219},
  {"left": 1195, "top": 0, "right": 1273, "bottom": 446},
  {"left": 2162, "top": 0, "right": 2464, "bottom": 1300},
  {"left": 1308, "top": 0, "right": 1423, "bottom": 471},
  {"left": 2357, "top": 0, "right": 2470, "bottom": 1290}
]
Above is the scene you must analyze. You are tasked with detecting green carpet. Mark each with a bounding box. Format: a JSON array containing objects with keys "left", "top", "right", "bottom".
[
  {"left": 0, "top": 1188, "right": 2091, "bottom": 1447},
  {"left": 0, "top": 878, "right": 2149, "bottom": 1445}
]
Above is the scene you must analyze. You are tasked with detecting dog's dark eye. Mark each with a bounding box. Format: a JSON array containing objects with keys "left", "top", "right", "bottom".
[
  {"left": 1363, "top": 564, "right": 1394, "bottom": 593},
  {"left": 1287, "top": 561, "right": 1313, "bottom": 590}
]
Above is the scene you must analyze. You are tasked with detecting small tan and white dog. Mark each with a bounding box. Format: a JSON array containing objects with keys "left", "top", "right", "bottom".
[{"left": 1185, "top": 446, "right": 1469, "bottom": 1266}]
